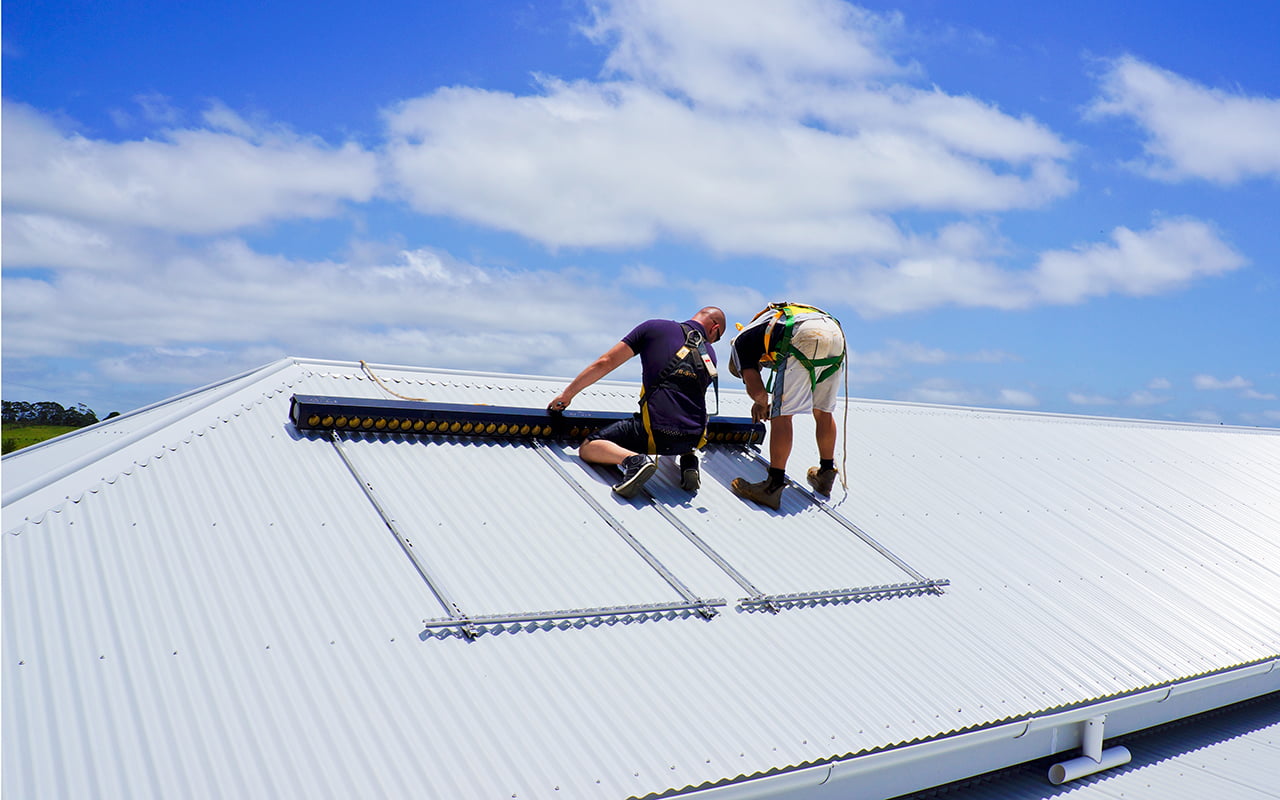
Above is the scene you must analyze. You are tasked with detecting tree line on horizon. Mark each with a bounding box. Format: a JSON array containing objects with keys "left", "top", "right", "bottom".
[
  {"left": 2, "top": 400, "right": 106, "bottom": 428},
  {"left": 2, "top": 400, "right": 117, "bottom": 454}
]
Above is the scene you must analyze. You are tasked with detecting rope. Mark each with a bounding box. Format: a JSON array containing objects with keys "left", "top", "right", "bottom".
[
  {"left": 840, "top": 348, "right": 849, "bottom": 493},
  {"left": 360, "top": 360, "right": 431, "bottom": 402}
]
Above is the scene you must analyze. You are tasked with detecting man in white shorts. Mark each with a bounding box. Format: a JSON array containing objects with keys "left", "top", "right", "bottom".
[{"left": 727, "top": 303, "right": 845, "bottom": 510}]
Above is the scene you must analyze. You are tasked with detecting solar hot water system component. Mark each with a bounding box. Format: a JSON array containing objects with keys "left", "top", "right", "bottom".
[{"left": 289, "top": 394, "right": 766, "bottom": 445}]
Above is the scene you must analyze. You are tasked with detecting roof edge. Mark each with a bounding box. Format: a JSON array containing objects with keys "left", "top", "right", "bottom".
[{"left": 2, "top": 358, "right": 298, "bottom": 508}]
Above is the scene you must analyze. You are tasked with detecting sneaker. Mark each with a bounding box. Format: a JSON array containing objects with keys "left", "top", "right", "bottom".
[
  {"left": 731, "top": 477, "right": 783, "bottom": 510},
  {"left": 806, "top": 466, "right": 838, "bottom": 496},
  {"left": 679, "top": 453, "right": 700, "bottom": 492},
  {"left": 614, "top": 454, "right": 657, "bottom": 498}
]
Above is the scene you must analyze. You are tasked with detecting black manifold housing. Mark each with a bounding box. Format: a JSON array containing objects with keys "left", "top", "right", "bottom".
[{"left": 289, "top": 394, "right": 765, "bottom": 445}]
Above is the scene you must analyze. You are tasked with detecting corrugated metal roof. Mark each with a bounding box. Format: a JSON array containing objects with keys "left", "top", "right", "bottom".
[{"left": 4, "top": 357, "right": 1279, "bottom": 799}]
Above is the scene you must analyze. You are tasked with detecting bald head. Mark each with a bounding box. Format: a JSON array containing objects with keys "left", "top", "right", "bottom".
[{"left": 693, "top": 306, "right": 727, "bottom": 343}]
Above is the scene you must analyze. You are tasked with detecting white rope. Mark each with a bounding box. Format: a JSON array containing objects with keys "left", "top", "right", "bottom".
[
  {"left": 841, "top": 346, "right": 849, "bottom": 493},
  {"left": 360, "top": 360, "right": 431, "bottom": 402}
]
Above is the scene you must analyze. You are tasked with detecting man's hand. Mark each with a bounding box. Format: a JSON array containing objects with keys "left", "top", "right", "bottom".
[
  {"left": 751, "top": 401, "right": 770, "bottom": 423},
  {"left": 741, "top": 368, "right": 771, "bottom": 422},
  {"left": 548, "top": 393, "right": 572, "bottom": 412}
]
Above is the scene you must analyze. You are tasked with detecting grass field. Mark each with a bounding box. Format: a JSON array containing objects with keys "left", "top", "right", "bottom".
[{"left": 2, "top": 425, "right": 79, "bottom": 454}]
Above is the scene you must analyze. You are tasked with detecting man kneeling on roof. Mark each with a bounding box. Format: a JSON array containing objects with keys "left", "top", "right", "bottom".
[
  {"left": 549, "top": 306, "right": 726, "bottom": 498},
  {"left": 728, "top": 302, "right": 846, "bottom": 510}
]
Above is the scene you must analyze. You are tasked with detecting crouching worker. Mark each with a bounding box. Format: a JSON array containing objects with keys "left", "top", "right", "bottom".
[
  {"left": 549, "top": 307, "right": 726, "bottom": 498},
  {"left": 728, "top": 302, "right": 846, "bottom": 510}
]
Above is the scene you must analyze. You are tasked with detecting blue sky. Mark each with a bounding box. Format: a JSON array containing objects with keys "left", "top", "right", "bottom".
[{"left": 3, "top": 0, "right": 1278, "bottom": 426}]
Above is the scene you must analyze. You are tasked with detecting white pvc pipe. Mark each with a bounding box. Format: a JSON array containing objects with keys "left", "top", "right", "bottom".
[
  {"left": 1048, "top": 746, "right": 1132, "bottom": 784},
  {"left": 1047, "top": 714, "right": 1132, "bottom": 785},
  {"left": 1082, "top": 715, "right": 1105, "bottom": 761}
]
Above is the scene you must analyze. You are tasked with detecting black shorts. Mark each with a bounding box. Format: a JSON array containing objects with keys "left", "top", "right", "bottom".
[{"left": 584, "top": 416, "right": 702, "bottom": 456}]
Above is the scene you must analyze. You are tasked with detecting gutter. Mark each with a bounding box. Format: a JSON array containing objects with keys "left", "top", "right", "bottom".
[{"left": 677, "top": 657, "right": 1279, "bottom": 800}]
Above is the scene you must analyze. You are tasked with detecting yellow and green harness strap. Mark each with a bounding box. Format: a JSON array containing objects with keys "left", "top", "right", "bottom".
[{"left": 757, "top": 302, "right": 845, "bottom": 392}]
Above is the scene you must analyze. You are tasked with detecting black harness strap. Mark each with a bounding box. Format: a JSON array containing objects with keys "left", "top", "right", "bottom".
[{"left": 638, "top": 323, "right": 718, "bottom": 452}]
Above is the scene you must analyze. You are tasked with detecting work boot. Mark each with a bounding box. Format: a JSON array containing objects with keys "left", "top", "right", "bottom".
[
  {"left": 679, "top": 452, "right": 700, "bottom": 492},
  {"left": 614, "top": 454, "right": 657, "bottom": 498},
  {"left": 731, "top": 477, "right": 783, "bottom": 510},
  {"left": 806, "top": 466, "right": 838, "bottom": 496}
]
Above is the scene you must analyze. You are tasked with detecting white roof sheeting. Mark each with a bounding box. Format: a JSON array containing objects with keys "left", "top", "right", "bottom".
[{"left": 4, "top": 357, "right": 1279, "bottom": 799}]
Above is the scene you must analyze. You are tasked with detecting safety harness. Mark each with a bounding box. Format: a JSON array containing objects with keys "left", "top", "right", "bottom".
[
  {"left": 638, "top": 323, "right": 718, "bottom": 453},
  {"left": 739, "top": 302, "right": 845, "bottom": 392},
  {"left": 731, "top": 302, "right": 852, "bottom": 494}
]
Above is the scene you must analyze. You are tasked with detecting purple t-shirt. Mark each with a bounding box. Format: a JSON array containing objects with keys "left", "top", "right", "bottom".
[{"left": 621, "top": 319, "right": 717, "bottom": 434}]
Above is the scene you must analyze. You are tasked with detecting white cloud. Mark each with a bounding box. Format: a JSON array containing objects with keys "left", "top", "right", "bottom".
[
  {"left": 1029, "top": 218, "right": 1244, "bottom": 304},
  {"left": 1126, "top": 390, "right": 1168, "bottom": 406},
  {"left": 881, "top": 341, "right": 950, "bottom": 365},
  {"left": 1, "top": 213, "right": 159, "bottom": 271},
  {"left": 901, "top": 378, "right": 983, "bottom": 406},
  {"left": 808, "top": 217, "right": 1243, "bottom": 317},
  {"left": 1, "top": 100, "right": 379, "bottom": 234},
  {"left": 1148, "top": 377, "right": 1172, "bottom": 390},
  {"left": 586, "top": 0, "right": 902, "bottom": 111},
  {"left": 998, "top": 389, "right": 1038, "bottom": 407},
  {"left": 675, "top": 280, "right": 769, "bottom": 322},
  {"left": 200, "top": 101, "right": 260, "bottom": 138},
  {"left": 1194, "top": 374, "right": 1252, "bottom": 390},
  {"left": 845, "top": 340, "right": 1015, "bottom": 371},
  {"left": 586, "top": 0, "right": 1068, "bottom": 163},
  {"left": 1242, "top": 389, "right": 1277, "bottom": 400},
  {"left": 98, "top": 345, "right": 286, "bottom": 388},
  {"left": 1089, "top": 55, "right": 1280, "bottom": 183},
  {"left": 618, "top": 263, "right": 668, "bottom": 288},
  {"left": 382, "top": 1, "right": 1072, "bottom": 259},
  {"left": 135, "top": 93, "right": 183, "bottom": 126},
  {"left": 1069, "top": 392, "right": 1115, "bottom": 406},
  {"left": 0, "top": 227, "right": 639, "bottom": 382}
]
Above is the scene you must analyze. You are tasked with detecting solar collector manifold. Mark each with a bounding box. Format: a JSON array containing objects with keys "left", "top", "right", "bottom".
[{"left": 289, "top": 394, "right": 765, "bottom": 445}]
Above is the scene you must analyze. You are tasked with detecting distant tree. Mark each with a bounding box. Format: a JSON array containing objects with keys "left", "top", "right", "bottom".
[
  {"left": 65, "top": 403, "right": 99, "bottom": 426},
  {"left": 3, "top": 401, "right": 33, "bottom": 425}
]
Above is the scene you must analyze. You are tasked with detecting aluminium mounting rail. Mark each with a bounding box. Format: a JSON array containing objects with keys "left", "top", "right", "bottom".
[
  {"left": 331, "top": 431, "right": 725, "bottom": 637},
  {"left": 748, "top": 451, "right": 950, "bottom": 600},
  {"left": 551, "top": 446, "right": 948, "bottom": 613},
  {"left": 330, "top": 430, "right": 480, "bottom": 638},
  {"left": 639, "top": 487, "right": 779, "bottom": 613},
  {"left": 533, "top": 441, "right": 725, "bottom": 621},
  {"left": 575, "top": 448, "right": 945, "bottom": 613}
]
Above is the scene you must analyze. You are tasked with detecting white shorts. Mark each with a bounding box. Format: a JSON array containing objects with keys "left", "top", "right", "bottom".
[{"left": 769, "top": 315, "right": 845, "bottom": 417}]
